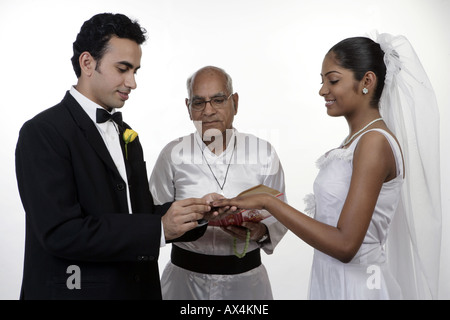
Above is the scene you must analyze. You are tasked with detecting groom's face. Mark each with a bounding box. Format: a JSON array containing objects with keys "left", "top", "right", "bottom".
[{"left": 89, "top": 36, "right": 142, "bottom": 110}]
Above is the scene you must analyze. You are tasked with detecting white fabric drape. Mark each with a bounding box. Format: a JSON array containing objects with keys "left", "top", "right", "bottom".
[{"left": 371, "top": 32, "right": 442, "bottom": 299}]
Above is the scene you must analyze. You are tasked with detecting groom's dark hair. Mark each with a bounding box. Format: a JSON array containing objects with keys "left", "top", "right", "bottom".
[{"left": 71, "top": 13, "right": 147, "bottom": 78}]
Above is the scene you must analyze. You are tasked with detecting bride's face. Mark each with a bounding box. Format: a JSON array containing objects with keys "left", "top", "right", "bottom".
[{"left": 319, "top": 53, "right": 364, "bottom": 117}]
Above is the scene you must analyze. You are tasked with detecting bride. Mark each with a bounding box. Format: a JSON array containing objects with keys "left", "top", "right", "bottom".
[{"left": 213, "top": 33, "right": 441, "bottom": 300}]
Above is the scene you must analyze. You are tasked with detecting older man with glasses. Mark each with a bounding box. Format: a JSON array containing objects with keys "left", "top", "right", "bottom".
[{"left": 149, "top": 66, "right": 287, "bottom": 300}]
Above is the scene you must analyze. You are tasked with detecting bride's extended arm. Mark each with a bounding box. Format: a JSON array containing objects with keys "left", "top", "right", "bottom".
[{"left": 214, "top": 133, "right": 395, "bottom": 263}]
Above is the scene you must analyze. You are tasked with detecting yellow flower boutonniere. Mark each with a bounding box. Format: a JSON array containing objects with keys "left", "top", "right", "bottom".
[{"left": 123, "top": 129, "right": 138, "bottom": 160}]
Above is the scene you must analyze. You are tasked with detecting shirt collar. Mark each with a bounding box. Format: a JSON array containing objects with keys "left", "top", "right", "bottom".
[
  {"left": 69, "top": 86, "right": 119, "bottom": 124},
  {"left": 194, "top": 127, "right": 237, "bottom": 158}
]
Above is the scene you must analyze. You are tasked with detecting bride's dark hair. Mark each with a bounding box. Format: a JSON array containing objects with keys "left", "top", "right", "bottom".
[{"left": 328, "top": 37, "right": 386, "bottom": 108}]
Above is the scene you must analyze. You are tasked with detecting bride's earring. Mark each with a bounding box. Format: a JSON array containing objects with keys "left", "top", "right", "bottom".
[{"left": 362, "top": 87, "right": 369, "bottom": 95}]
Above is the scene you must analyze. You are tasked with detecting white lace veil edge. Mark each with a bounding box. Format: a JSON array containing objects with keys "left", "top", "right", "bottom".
[{"left": 368, "top": 31, "right": 442, "bottom": 299}]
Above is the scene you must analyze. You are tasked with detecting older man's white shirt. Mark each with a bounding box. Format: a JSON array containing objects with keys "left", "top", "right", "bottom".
[{"left": 149, "top": 129, "right": 287, "bottom": 300}]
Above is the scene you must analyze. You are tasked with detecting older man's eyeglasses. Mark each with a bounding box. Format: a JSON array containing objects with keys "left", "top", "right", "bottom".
[{"left": 189, "top": 93, "right": 234, "bottom": 112}]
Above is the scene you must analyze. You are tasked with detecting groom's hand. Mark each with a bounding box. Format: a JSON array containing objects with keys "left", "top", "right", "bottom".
[{"left": 162, "top": 198, "right": 211, "bottom": 241}]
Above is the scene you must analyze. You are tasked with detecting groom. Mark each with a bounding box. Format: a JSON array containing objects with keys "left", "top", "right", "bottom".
[{"left": 15, "top": 13, "right": 211, "bottom": 300}]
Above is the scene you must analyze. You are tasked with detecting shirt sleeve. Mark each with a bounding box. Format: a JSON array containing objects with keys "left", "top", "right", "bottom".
[
  {"left": 149, "top": 146, "right": 176, "bottom": 205},
  {"left": 259, "top": 143, "right": 288, "bottom": 254}
]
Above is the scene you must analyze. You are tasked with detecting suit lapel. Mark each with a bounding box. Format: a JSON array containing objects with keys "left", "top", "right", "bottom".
[
  {"left": 118, "top": 124, "right": 132, "bottom": 181},
  {"left": 118, "top": 123, "right": 153, "bottom": 213},
  {"left": 62, "top": 92, "right": 123, "bottom": 178}
]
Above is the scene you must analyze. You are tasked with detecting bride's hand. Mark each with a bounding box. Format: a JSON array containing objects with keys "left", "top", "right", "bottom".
[
  {"left": 202, "top": 192, "right": 238, "bottom": 221},
  {"left": 212, "top": 193, "right": 269, "bottom": 211}
]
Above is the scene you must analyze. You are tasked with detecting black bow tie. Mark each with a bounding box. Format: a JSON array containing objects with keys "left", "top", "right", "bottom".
[{"left": 96, "top": 108, "right": 123, "bottom": 127}]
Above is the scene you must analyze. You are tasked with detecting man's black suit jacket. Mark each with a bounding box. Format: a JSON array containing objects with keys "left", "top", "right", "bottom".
[{"left": 15, "top": 92, "right": 205, "bottom": 299}]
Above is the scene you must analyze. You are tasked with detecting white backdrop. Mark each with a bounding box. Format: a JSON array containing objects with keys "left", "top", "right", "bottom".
[{"left": 0, "top": 0, "right": 448, "bottom": 300}]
